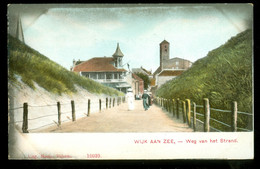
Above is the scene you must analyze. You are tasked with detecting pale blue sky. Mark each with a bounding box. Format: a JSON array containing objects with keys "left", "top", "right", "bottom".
[{"left": 21, "top": 4, "right": 252, "bottom": 73}]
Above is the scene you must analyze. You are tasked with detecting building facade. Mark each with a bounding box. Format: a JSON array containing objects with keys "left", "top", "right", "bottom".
[
  {"left": 132, "top": 66, "right": 155, "bottom": 91},
  {"left": 71, "top": 43, "right": 132, "bottom": 93},
  {"left": 152, "top": 40, "right": 193, "bottom": 90},
  {"left": 132, "top": 73, "right": 144, "bottom": 97}
]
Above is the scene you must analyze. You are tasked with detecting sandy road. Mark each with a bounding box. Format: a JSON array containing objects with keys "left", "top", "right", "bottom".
[{"left": 39, "top": 100, "right": 193, "bottom": 132}]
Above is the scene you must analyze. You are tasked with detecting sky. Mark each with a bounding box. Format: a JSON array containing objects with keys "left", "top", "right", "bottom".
[{"left": 9, "top": 4, "right": 253, "bottom": 73}]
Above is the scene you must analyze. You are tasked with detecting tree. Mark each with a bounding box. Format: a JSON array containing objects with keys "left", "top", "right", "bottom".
[{"left": 135, "top": 72, "right": 151, "bottom": 90}]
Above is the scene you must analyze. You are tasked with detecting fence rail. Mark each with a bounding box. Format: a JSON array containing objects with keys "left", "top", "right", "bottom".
[
  {"left": 9, "top": 96, "right": 126, "bottom": 133},
  {"left": 154, "top": 97, "right": 253, "bottom": 132}
]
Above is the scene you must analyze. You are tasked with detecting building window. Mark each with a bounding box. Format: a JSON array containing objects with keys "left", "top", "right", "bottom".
[
  {"left": 114, "top": 73, "right": 118, "bottom": 79},
  {"left": 176, "top": 61, "right": 179, "bottom": 65},
  {"left": 106, "top": 73, "right": 112, "bottom": 79},
  {"left": 119, "top": 73, "right": 122, "bottom": 79},
  {"left": 85, "top": 73, "right": 89, "bottom": 78},
  {"left": 98, "top": 73, "right": 105, "bottom": 79},
  {"left": 119, "top": 72, "right": 124, "bottom": 79},
  {"left": 165, "top": 49, "right": 167, "bottom": 52},
  {"left": 90, "top": 73, "right": 97, "bottom": 79},
  {"left": 115, "top": 60, "right": 118, "bottom": 67},
  {"left": 119, "top": 58, "right": 122, "bottom": 66},
  {"left": 176, "top": 66, "right": 179, "bottom": 69}
]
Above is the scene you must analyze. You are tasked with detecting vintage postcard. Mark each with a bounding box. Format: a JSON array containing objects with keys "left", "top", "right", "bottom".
[{"left": 8, "top": 3, "right": 253, "bottom": 160}]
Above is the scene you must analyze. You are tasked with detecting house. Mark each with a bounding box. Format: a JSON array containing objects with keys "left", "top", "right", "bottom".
[
  {"left": 132, "top": 66, "right": 153, "bottom": 79},
  {"left": 132, "top": 73, "right": 144, "bottom": 98},
  {"left": 155, "top": 69, "right": 184, "bottom": 87},
  {"left": 132, "top": 66, "right": 155, "bottom": 91},
  {"left": 71, "top": 43, "right": 132, "bottom": 93},
  {"left": 152, "top": 40, "right": 193, "bottom": 89}
]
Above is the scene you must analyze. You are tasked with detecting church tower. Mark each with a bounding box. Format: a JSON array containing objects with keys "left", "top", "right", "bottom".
[
  {"left": 112, "top": 43, "right": 124, "bottom": 68},
  {"left": 159, "top": 40, "right": 169, "bottom": 69},
  {"left": 16, "top": 15, "right": 25, "bottom": 43}
]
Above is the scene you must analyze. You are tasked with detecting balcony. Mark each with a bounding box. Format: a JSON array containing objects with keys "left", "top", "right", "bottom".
[{"left": 94, "top": 78, "right": 125, "bottom": 83}]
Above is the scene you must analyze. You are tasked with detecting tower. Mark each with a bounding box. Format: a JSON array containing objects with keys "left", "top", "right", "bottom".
[
  {"left": 16, "top": 15, "right": 25, "bottom": 43},
  {"left": 112, "top": 43, "right": 124, "bottom": 68},
  {"left": 159, "top": 40, "right": 169, "bottom": 69}
]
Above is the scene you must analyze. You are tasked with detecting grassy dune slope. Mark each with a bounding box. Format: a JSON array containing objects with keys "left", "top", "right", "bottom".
[
  {"left": 8, "top": 35, "right": 123, "bottom": 96},
  {"left": 156, "top": 29, "right": 253, "bottom": 130}
]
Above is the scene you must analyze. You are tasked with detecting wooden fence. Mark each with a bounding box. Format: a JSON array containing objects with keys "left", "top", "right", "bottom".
[
  {"left": 154, "top": 97, "right": 253, "bottom": 132},
  {"left": 9, "top": 96, "right": 126, "bottom": 133}
]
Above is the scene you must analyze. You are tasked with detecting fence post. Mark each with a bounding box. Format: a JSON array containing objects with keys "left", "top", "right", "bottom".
[
  {"left": 186, "top": 99, "right": 191, "bottom": 127},
  {"left": 193, "top": 102, "right": 196, "bottom": 132},
  {"left": 99, "top": 99, "right": 102, "bottom": 112},
  {"left": 87, "top": 99, "right": 90, "bottom": 116},
  {"left": 172, "top": 99, "right": 175, "bottom": 117},
  {"left": 71, "top": 100, "right": 76, "bottom": 121},
  {"left": 231, "top": 101, "right": 237, "bottom": 132},
  {"left": 166, "top": 99, "right": 168, "bottom": 110},
  {"left": 22, "top": 102, "right": 29, "bottom": 133},
  {"left": 109, "top": 98, "right": 111, "bottom": 108},
  {"left": 182, "top": 101, "right": 186, "bottom": 123},
  {"left": 203, "top": 98, "right": 210, "bottom": 132},
  {"left": 106, "top": 98, "right": 108, "bottom": 109},
  {"left": 166, "top": 99, "right": 168, "bottom": 111},
  {"left": 165, "top": 99, "right": 167, "bottom": 110},
  {"left": 167, "top": 99, "right": 169, "bottom": 112},
  {"left": 57, "top": 102, "right": 61, "bottom": 126},
  {"left": 161, "top": 98, "right": 163, "bottom": 107},
  {"left": 113, "top": 98, "right": 115, "bottom": 107},
  {"left": 167, "top": 99, "right": 169, "bottom": 111},
  {"left": 176, "top": 98, "right": 180, "bottom": 119},
  {"left": 168, "top": 99, "right": 171, "bottom": 113},
  {"left": 162, "top": 98, "right": 164, "bottom": 108}
]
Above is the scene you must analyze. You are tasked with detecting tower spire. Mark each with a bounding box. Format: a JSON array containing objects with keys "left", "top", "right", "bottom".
[
  {"left": 16, "top": 14, "right": 25, "bottom": 43},
  {"left": 112, "top": 43, "right": 124, "bottom": 68}
]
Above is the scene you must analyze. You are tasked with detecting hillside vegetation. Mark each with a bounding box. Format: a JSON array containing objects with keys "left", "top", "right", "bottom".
[
  {"left": 156, "top": 29, "right": 253, "bottom": 131},
  {"left": 8, "top": 35, "right": 123, "bottom": 96}
]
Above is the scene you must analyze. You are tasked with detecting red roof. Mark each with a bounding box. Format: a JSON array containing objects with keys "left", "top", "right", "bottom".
[
  {"left": 132, "top": 73, "right": 143, "bottom": 82},
  {"left": 73, "top": 57, "right": 127, "bottom": 72},
  {"left": 158, "top": 70, "right": 185, "bottom": 76}
]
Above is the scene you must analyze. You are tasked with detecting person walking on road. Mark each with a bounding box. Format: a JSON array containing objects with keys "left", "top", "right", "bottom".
[
  {"left": 125, "top": 88, "right": 135, "bottom": 110},
  {"left": 142, "top": 90, "right": 150, "bottom": 111}
]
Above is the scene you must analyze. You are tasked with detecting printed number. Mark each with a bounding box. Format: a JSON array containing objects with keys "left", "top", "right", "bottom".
[{"left": 87, "top": 154, "right": 101, "bottom": 158}]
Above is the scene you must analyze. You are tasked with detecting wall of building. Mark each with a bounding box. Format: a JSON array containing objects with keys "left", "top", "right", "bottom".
[
  {"left": 163, "top": 58, "right": 192, "bottom": 70},
  {"left": 131, "top": 75, "right": 144, "bottom": 97},
  {"left": 157, "top": 76, "right": 177, "bottom": 87}
]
